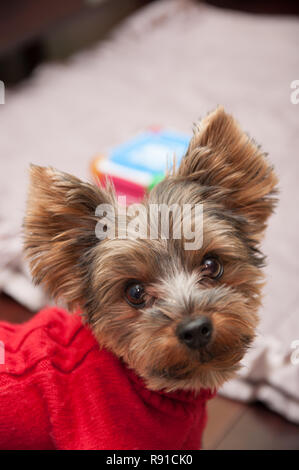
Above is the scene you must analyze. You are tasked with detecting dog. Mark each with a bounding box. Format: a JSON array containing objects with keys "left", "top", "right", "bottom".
[{"left": 0, "top": 107, "right": 278, "bottom": 449}]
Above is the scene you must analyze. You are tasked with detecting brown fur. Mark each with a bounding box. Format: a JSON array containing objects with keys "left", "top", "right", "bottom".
[{"left": 24, "top": 107, "right": 278, "bottom": 392}]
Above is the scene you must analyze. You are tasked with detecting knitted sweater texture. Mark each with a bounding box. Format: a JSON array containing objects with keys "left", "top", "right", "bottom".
[{"left": 0, "top": 307, "right": 214, "bottom": 450}]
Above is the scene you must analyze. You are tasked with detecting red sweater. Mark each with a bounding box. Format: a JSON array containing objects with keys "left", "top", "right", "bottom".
[{"left": 0, "top": 307, "right": 215, "bottom": 450}]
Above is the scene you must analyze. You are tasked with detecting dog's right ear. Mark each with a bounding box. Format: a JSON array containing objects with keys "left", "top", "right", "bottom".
[
  {"left": 176, "top": 107, "right": 278, "bottom": 239},
  {"left": 24, "top": 165, "right": 115, "bottom": 310}
]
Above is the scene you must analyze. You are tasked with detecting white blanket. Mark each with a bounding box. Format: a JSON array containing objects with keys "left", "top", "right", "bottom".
[{"left": 0, "top": 0, "right": 298, "bottom": 423}]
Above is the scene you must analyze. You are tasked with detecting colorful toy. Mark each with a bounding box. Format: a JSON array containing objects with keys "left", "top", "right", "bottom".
[{"left": 91, "top": 128, "right": 190, "bottom": 203}]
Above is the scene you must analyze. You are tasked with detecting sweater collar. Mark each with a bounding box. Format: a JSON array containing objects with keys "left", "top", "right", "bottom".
[{"left": 123, "top": 360, "right": 216, "bottom": 407}]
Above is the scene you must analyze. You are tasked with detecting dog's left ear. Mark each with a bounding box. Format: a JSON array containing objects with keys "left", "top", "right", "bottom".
[
  {"left": 24, "top": 165, "right": 115, "bottom": 310},
  {"left": 177, "top": 107, "right": 278, "bottom": 238}
]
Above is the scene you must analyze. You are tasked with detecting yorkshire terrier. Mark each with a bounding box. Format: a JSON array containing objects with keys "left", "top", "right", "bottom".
[{"left": 0, "top": 107, "right": 278, "bottom": 450}]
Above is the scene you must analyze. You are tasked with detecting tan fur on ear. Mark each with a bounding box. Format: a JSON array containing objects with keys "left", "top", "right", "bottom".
[
  {"left": 177, "top": 107, "right": 278, "bottom": 236},
  {"left": 24, "top": 165, "right": 115, "bottom": 310}
]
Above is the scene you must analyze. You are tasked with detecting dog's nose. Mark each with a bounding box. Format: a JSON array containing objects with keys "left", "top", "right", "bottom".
[{"left": 176, "top": 317, "right": 213, "bottom": 350}]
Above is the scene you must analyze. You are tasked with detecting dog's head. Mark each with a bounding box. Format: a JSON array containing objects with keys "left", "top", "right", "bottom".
[{"left": 24, "top": 108, "right": 278, "bottom": 392}]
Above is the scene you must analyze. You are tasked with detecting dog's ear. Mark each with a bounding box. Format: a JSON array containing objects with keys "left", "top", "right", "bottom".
[
  {"left": 177, "top": 107, "right": 278, "bottom": 238},
  {"left": 24, "top": 165, "right": 115, "bottom": 310}
]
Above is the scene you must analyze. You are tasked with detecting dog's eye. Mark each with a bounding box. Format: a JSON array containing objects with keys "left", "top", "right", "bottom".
[
  {"left": 125, "top": 282, "right": 146, "bottom": 308},
  {"left": 201, "top": 256, "right": 223, "bottom": 280}
]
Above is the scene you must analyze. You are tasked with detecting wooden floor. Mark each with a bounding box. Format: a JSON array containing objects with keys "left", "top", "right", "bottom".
[
  {"left": 0, "top": 292, "right": 299, "bottom": 450},
  {"left": 205, "top": 396, "right": 299, "bottom": 450}
]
